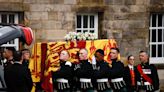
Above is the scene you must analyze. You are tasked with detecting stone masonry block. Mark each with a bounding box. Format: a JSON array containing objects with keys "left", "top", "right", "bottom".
[
  {"left": 30, "top": 4, "right": 72, "bottom": 12},
  {"left": 46, "top": 29, "right": 67, "bottom": 40},
  {"left": 26, "top": 12, "right": 48, "bottom": 20},
  {"left": 64, "top": 0, "right": 76, "bottom": 4},
  {"left": 130, "top": 5, "right": 146, "bottom": 12}
]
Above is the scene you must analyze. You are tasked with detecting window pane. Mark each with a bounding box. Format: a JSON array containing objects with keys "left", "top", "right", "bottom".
[
  {"left": 163, "top": 45, "right": 164, "bottom": 57},
  {"left": 152, "top": 14, "right": 156, "bottom": 27},
  {"left": 9, "top": 14, "right": 15, "bottom": 24},
  {"left": 158, "top": 44, "right": 162, "bottom": 57},
  {"left": 77, "top": 15, "right": 81, "bottom": 28},
  {"left": 83, "top": 15, "right": 88, "bottom": 28},
  {"left": 1, "top": 14, "right": 7, "bottom": 23},
  {"left": 151, "top": 45, "right": 156, "bottom": 57},
  {"left": 163, "top": 29, "right": 164, "bottom": 41},
  {"left": 77, "top": 30, "right": 81, "bottom": 32},
  {"left": 158, "top": 29, "right": 162, "bottom": 42},
  {"left": 90, "top": 30, "right": 95, "bottom": 33},
  {"left": 83, "top": 30, "right": 88, "bottom": 33},
  {"left": 158, "top": 14, "right": 162, "bottom": 27},
  {"left": 9, "top": 40, "right": 14, "bottom": 44},
  {"left": 90, "top": 16, "right": 94, "bottom": 28},
  {"left": 152, "top": 29, "right": 156, "bottom": 42}
]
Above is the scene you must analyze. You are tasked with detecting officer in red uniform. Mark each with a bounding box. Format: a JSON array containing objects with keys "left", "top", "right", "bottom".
[{"left": 135, "top": 51, "right": 159, "bottom": 92}]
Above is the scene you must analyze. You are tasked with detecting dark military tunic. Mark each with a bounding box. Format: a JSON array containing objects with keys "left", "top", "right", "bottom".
[
  {"left": 93, "top": 60, "right": 112, "bottom": 92},
  {"left": 52, "top": 61, "right": 73, "bottom": 92},
  {"left": 107, "top": 59, "right": 127, "bottom": 92},
  {"left": 74, "top": 60, "right": 94, "bottom": 91},
  {"left": 135, "top": 62, "right": 159, "bottom": 92},
  {"left": 124, "top": 65, "right": 137, "bottom": 92}
]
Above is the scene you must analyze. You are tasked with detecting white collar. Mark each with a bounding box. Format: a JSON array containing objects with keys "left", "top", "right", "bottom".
[{"left": 128, "top": 64, "right": 134, "bottom": 70}]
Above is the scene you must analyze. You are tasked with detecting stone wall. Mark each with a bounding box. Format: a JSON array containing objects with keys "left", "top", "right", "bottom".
[
  {"left": 25, "top": 0, "right": 150, "bottom": 60},
  {"left": 103, "top": 0, "right": 150, "bottom": 61}
]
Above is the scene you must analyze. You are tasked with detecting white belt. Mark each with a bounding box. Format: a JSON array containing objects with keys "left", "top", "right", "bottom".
[
  {"left": 111, "top": 77, "right": 123, "bottom": 82},
  {"left": 80, "top": 78, "right": 91, "bottom": 82},
  {"left": 137, "top": 81, "right": 151, "bottom": 85},
  {"left": 56, "top": 78, "right": 68, "bottom": 83},
  {"left": 97, "top": 78, "right": 108, "bottom": 82}
]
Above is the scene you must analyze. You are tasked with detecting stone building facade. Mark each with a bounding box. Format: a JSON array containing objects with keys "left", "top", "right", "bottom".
[{"left": 0, "top": 0, "right": 164, "bottom": 90}]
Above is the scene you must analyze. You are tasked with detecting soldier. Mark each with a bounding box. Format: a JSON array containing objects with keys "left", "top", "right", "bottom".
[
  {"left": 124, "top": 55, "right": 136, "bottom": 92},
  {"left": 74, "top": 48, "right": 94, "bottom": 92},
  {"left": 93, "top": 49, "right": 112, "bottom": 92},
  {"left": 107, "top": 48, "right": 127, "bottom": 92},
  {"left": 52, "top": 50, "right": 73, "bottom": 92},
  {"left": 135, "top": 51, "right": 159, "bottom": 92}
]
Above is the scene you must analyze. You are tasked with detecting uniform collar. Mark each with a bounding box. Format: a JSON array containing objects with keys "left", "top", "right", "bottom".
[
  {"left": 141, "top": 62, "right": 149, "bottom": 66},
  {"left": 80, "top": 59, "right": 88, "bottom": 63},
  {"left": 128, "top": 64, "right": 134, "bottom": 70}
]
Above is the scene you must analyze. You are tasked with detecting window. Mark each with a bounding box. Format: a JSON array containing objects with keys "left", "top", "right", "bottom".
[
  {"left": 149, "top": 14, "right": 164, "bottom": 64},
  {"left": 76, "top": 13, "right": 98, "bottom": 38},
  {"left": 0, "top": 12, "right": 20, "bottom": 50}
]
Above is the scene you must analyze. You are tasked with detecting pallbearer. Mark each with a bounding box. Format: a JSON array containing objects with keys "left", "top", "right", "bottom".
[
  {"left": 107, "top": 48, "right": 127, "bottom": 92},
  {"left": 52, "top": 50, "right": 73, "bottom": 92},
  {"left": 74, "top": 48, "right": 94, "bottom": 92},
  {"left": 93, "top": 49, "right": 112, "bottom": 92}
]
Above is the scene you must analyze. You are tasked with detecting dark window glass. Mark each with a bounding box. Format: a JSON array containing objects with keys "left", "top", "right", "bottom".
[
  {"left": 77, "top": 30, "right": 81, "bottom": 32},
  {"left": 90, "top": 16, "right": 94, "bottom": 28},
  {"left": 1, "top": 14, "right": 7, "bottom": 23},
  {"left": 158, "top": 44, "right": 162, "bottom": 57},
  {"left": 158, "top": 14, "right": 162, "bottom": 27},
  {"left": 151, "top": 45, "right": 156, "bottom": 57},
  {"left": 77, "top": 15, "right": 81, "bottom": 28},
  {"left": 83, "top": 15, "right": 88, "bottom": 28},
  {"left": 90, "top": 30, "right": 94, "bottom": 33},
  {"left": 158, "top": 29, "right": 162, "bottom": 42},
  {"left": 9, "top": 14, "right": 15, "bottom": 24},
  {"left": 152, "top": 14, "right": 156, "bottom": 27},
  {"left": 152, "top": 29, "right": 156, "bottom": 42}
]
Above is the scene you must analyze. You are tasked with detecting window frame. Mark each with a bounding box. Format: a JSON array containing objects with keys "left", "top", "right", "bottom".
[
  {"left": 149, "top": 13, "right": 164, "bottom": 64},
  {"left": 75, "top": 13, "right": 98, "bottom": 38},
  {"left": 0, "top": 12, "right": 19, "bottom": 50}
]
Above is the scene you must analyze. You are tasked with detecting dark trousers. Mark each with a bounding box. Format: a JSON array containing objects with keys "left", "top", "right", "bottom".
[
  {"left": 80, "top": 88, "right": 95, "bottom": 92},
  {"left": 98, "top": 88, "right": 113, "bottom": 92},
  {"left": 113, "top": 87, "right": 127, "bottom": 92},
  {"left": 137, "top": 90, "right": 154, "bottom": 92},
  {"left": 55, "top": 89, "right": 71, "bottom": 92},
  {"left": 127, "top": 86, "right": 136, "bottom": 92}
]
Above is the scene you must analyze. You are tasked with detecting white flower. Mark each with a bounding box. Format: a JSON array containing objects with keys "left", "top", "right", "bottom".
[{"left": 64, "top": 32, "right": 97, "bottom": 41}]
